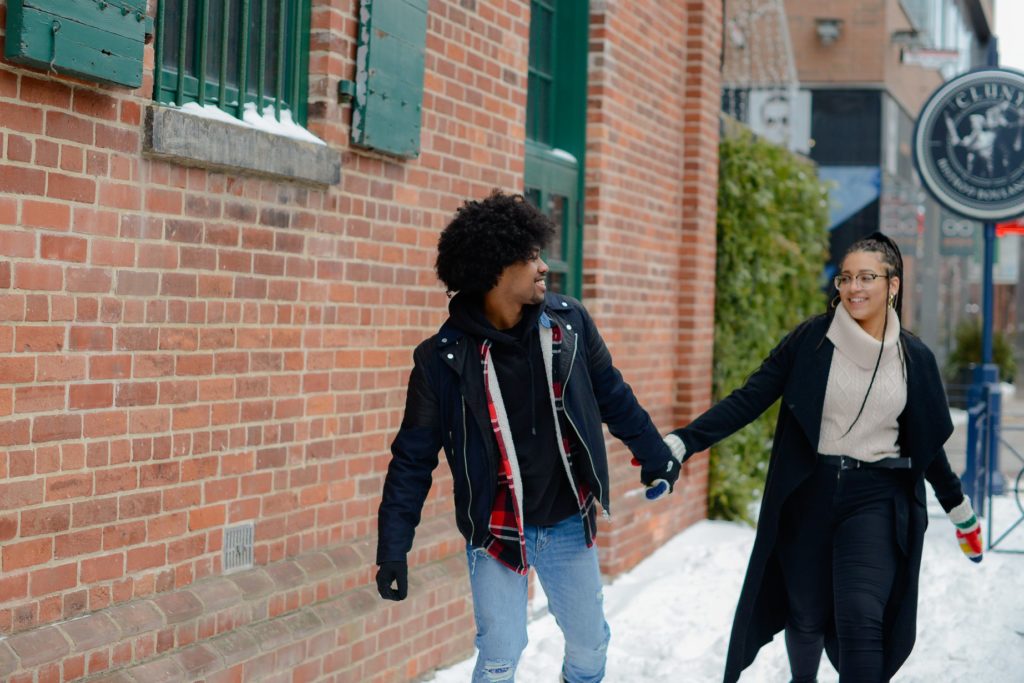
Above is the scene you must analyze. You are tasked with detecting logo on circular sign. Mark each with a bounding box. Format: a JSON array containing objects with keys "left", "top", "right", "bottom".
[{"left": 913, "top": 68, "right": 1024, "bottom": 221}]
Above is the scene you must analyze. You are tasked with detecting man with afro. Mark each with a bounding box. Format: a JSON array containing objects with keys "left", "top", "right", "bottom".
[{"left": 376, "top": 190, "right": 683, "bottom": 682}]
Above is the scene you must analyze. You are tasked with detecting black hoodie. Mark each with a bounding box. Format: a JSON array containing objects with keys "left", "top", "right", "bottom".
[{"left": 448, "top": 294, "right": 580, "bottom": 526}]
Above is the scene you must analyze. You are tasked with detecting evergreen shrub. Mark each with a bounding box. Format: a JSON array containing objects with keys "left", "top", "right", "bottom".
[{"left": 709, "top": 125, "right": 831, "bottom": 521}]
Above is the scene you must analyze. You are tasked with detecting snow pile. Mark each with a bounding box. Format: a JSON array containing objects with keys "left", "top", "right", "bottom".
[
  {"left": 178, "top": 102, "right": 325, "bottom": 145},
  {"left": 426, "top": 495, "right": 1024, "bottom": 682}
]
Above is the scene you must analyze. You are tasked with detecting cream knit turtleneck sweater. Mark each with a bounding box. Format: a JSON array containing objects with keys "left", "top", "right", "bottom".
[{"left": 817, "top": 303, "right": 907, "bottom": 462}]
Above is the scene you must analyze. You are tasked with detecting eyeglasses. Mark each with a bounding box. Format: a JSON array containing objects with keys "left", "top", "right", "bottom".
[{"left": 834, "top": 272, "right": 887, "bottom": 289}]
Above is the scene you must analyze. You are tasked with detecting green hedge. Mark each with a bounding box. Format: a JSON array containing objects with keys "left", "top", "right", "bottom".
[{"left": 709, "top": 126, "right": 831, "bottom": 521}]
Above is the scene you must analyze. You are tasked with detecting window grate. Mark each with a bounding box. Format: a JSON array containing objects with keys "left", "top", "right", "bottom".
[
  {"left": 222, "top": 522, "right": 254, "bottom": 573},
  {"left": 153, "top": 0, "right": 311, "bottom": 125}
]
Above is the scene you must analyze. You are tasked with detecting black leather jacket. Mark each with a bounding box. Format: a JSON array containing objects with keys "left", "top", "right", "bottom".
[{"left": 376, "top": 293, "right": 673, "bottom": 562}]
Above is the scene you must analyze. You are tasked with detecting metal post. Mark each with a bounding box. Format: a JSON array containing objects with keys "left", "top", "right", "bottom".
[
  {"left": 963, "top": 222, "right": 1006, "bottom": 502},
  {"left": 982, "top": 221, "right": 995, "bottom": 366},
  {"left": 963, "top": 391, "right": 985, "bottom": 504},
  {"left": 983, "top": 221, "right": 1006, "bottom": 495}
]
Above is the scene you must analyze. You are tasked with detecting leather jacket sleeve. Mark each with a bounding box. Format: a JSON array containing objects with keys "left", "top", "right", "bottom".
[{"left": 376, "top": 343, "right": 443, "bottom": 564}]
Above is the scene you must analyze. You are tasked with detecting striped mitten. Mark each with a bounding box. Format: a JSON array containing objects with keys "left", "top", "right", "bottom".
[{"left": 948, "top": 496, "right": 983, "bottom": 563}]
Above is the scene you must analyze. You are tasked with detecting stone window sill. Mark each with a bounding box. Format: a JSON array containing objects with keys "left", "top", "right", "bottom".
[{"left": 144, "top": 105, "right": 341, "bottom": 185}]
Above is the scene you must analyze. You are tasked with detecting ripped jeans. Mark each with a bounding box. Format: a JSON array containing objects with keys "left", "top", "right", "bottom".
[{"left": 467, "top": 514, "right": 610, "bottom": 682}]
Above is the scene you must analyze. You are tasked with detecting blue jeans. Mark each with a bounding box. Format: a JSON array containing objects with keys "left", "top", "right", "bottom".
[{"left": 467, "top": 514, "right": 610, "bottom": 682}]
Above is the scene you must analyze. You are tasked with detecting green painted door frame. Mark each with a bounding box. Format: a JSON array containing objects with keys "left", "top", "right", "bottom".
[{"left": 525, "top": 0, "right": 589, "bottom": 299}]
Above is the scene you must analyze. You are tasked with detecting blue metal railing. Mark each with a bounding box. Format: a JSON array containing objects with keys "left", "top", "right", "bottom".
[{"left": 964, "top": 387, "right": 1024, "bottom": 554}]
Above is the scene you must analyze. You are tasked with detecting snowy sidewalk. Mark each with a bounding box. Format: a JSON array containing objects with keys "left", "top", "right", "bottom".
[{"left": 425, "top": 496, "right": 1024, "bottom": 682}]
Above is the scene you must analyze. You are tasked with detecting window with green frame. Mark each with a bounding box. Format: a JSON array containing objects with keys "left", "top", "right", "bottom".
[
  {"left": 525, "top": 0, "right": 589, "bottom": 299},
  {"left": 154, "top": 0, "right": 311, "bottom": 125}
]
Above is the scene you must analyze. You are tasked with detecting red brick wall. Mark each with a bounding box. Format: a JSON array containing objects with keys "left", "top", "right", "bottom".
[
  {"left": 784, "top": 0, "right": 942, "bottom": 115},
  {"left": 586, "top": 0, "right": 721, "bottom": 576},
  {"left": 0, "top": 0, "right": 721, "bottom": 680}
]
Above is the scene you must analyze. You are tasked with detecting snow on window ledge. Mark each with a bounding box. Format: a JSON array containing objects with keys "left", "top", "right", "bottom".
[{"left": 144, "top": 103, "right": 340, "bottom": 185}]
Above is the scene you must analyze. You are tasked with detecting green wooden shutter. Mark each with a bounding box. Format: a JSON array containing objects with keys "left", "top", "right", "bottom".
[
  {"left": 351, "top": 0, "right": 428, "bottom": 158},
  {"left": 5, "top": 0, "right": 149, "bottom": 88}
]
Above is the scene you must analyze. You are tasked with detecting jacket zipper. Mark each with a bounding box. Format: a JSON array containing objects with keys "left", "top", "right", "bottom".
[
  {"left": 560, "top": 330, "right": 607, "bottom": 514},
  {"left": 461, "top": 396, "right": 475, "bottom": 542}
]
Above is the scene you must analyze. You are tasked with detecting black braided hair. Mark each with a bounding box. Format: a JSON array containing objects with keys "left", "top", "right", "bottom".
[{"left": 838, "top": 232, "right": 906, "bottom": 437}]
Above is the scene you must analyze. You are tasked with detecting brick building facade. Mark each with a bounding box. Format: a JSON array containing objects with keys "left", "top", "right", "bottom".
[
  {"left": 0, "top": 1, "right": 722, "bottom": 681},
  {"left": 780, "top": 0, "right": 994, "bottom": 352}
]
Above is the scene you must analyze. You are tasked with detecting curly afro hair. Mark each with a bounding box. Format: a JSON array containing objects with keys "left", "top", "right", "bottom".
[{"left": 435, "top": 190, "right": 555, "bottom": 295}]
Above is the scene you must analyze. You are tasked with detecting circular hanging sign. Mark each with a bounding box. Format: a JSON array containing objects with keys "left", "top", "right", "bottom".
[{"left": 913, "top": 68, "right": 1024, "bottom": 222}]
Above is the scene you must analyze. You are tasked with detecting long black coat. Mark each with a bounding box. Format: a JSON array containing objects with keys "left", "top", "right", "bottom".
[{"left": 671, "top": 313, "right": 965, "bottom": 682}]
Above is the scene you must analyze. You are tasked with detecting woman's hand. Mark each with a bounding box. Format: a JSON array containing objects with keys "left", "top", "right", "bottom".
[{"left": 948, "top": 496, "right": 983, "bottom": 563}]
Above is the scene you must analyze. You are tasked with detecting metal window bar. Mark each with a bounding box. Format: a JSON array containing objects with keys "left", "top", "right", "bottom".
[
  {"left": 154, "top": 0, "right": 307, "bottom": 124},
  {"left": 275, "top": 0, "right": 286, "bottom": 121},
  {"left": 290, "top": 0, "right": 302, "bottom": 117},
  {"left": 257, "top": 0, "right": 268, "bottom": 119},
  {"left": 237, "top": 0, "right": 250, "bottom": 119},
  {"left": 154, "top": 0, "right": 166, "bottom": 97},
  {"left": 196, "top": 0, "right": 208, "bottom": 107},
  {"left": 175, "top": 0, "right": 188, "bottom": 103},
  {"left": 218, "top": 3, "right": 230, "bottom": 108}
]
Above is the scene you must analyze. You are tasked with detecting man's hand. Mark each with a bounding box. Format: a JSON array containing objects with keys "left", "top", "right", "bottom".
[
  {"left": 948, "top": 497, "right": 983, "bottom": 563},
  {"left": 376, "top": 560, "right": 409, "bottom": 600},
  {"left": 632, "top": 434, "right": 687, "bottom": 500}
]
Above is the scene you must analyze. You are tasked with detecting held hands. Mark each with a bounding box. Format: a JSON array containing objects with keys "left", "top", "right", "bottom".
[
  {"left": 632, "top": 434, "right": 688, "bottom": 500},
  {"left": 376, "top": 560, "right": 409, "bottom": 600},
  {"left": 947, "top": 496, "right": 983, "bottom": 563}
]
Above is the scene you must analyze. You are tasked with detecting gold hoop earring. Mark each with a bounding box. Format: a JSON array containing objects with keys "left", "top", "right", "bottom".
[
  {"left": 831, "top": 294, "right": 841, "bottom": 309},
  {"left": 888, "top": 293, "right": 896, "bottom": 309}
]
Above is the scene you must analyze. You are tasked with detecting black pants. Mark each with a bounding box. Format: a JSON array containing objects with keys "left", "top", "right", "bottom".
[{"left": 777, "top": 460, "right": 907, "bottom": 683}]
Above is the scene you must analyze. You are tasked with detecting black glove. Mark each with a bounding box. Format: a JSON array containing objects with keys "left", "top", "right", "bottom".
[
  {"left": 640, "top": 457, "right": 680, "bottom": 499},
  {"left": 633, "top": 434, "right": 687, "bottom": 500},
  {"left": 376, "top": 560, "right": 408, "bottom": 601}
]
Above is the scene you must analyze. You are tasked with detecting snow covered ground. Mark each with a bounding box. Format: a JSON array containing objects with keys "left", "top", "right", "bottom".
[{"left": 425, "top": 494, "right": 1024, "bottom": 682}]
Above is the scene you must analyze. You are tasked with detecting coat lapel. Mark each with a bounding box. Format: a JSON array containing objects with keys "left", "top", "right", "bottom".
[
  {"left": 897, "top": 334, "right": 954, "bottom": 468},
  {"left": 783, "top": 330, "right": 834, "bottom": 450},
  {"left": 437, "top": 325, "right": 492, "bottom": 445}
]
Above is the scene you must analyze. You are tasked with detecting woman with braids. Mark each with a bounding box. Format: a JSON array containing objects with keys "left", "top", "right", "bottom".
[{"left": 664, "top": 232, "right": 983, "bottom": 682}]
